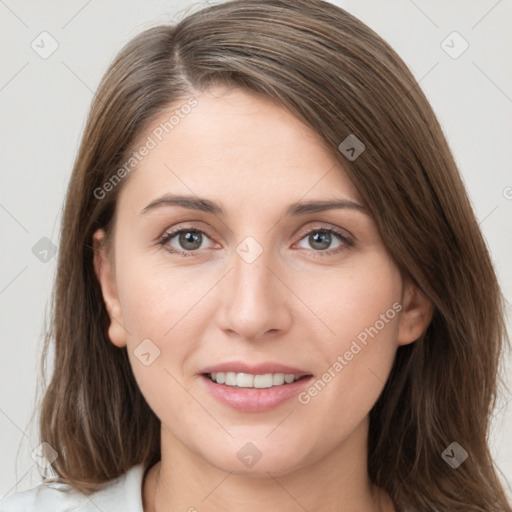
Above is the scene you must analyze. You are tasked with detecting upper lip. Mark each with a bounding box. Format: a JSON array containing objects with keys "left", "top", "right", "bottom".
[{"left": 200, "top": 361, "right": 312, "bottom": 377}]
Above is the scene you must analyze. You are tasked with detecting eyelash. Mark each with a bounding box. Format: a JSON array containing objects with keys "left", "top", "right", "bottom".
[{"left": 158, "top": 224, "right": 354, "bottom": 258}]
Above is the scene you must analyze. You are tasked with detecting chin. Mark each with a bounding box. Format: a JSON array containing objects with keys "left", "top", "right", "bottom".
[{"left": 202, "top": 440, "right": 310, "bottom": 477}]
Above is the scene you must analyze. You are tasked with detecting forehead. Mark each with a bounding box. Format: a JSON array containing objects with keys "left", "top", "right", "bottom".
[{"left": 118, "top": 86, "right": 361, "bottom": 214}]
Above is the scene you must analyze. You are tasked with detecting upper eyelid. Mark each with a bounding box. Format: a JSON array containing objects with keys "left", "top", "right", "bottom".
[
  {"left": 161, "top": 223, "right": 216, "bottom": 241},
  {"left": 295, "top": 223, "right": 351, "bottom": 239}
]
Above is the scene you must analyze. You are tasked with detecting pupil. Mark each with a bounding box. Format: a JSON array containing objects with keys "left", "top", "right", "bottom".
[
  {"left": 310, "top": 231, "right": 330, "bottom": 250},
  {"left": 180, "top": 231, "right": 202, "bottom": 250}
]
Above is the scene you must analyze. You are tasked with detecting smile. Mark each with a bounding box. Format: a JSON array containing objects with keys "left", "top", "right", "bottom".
[{"left": 201, "top": 373, "right": 314, "bottom": 412}]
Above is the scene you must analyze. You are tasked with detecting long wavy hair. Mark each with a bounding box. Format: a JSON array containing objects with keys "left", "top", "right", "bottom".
[{"left": 34, "top": 0, "right": 510, "bottom": 510}]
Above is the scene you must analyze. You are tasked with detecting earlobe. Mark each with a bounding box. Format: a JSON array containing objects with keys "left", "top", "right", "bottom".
[
  {"left": 397, "top": 280, "right": 434, "bottom": 346},
  {"left": 92, "top": 229, "right": 128, "bottom": 348}
]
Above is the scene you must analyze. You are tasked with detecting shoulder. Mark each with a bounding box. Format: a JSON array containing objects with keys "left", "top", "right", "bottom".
[{"left": 0, "top": 464, "right": 145, "bottom": 512}]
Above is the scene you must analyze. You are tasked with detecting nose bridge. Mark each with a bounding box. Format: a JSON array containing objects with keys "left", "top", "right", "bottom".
[{"left": 218, "top": 234, "right": 290, "bottom": 339}]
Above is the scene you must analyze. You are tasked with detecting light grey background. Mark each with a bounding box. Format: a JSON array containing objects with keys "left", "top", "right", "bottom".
[{"left": 1, "top": 0, "right": 511, "bottom": 500}]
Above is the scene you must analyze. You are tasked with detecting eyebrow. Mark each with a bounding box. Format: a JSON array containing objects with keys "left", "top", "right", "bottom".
[{"left": 140, "top": 194, "right": 367, "bottom": 217}]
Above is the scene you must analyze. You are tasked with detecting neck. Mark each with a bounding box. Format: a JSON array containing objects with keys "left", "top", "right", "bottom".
[{"left": 143, "top": 417, "right": 394, "bottom": 512}]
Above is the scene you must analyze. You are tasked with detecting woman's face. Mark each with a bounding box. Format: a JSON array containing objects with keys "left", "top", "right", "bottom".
[{"left": 94, "top": 86, "right": 430, "bottom": 477}]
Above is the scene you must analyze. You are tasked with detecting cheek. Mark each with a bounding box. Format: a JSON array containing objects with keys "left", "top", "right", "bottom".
[
  {"left": 115, "top": 247, "right": 205, "bottom": 339},
  {"left": 294, "top": 252, "right": 402, "bottom": 348},
  {"left": 294, "top": 254, "right": 402, "bottom": 420},
  {"left": 111, "top": 249, "right": 197, "bottom": 395},
  {"left": 295, "top": 315, "right": 399, "bottom": 454},
  {"left": 116, "top": 258, "right": 205, "bottom": 422}
]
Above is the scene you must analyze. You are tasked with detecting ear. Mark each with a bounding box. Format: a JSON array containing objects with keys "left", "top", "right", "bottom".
[
  {"left": 397, "top": 279, "right": 433, "bottom": 346},
  {"left": 93, "top": 228, "right": 128, "bottom": 348}
]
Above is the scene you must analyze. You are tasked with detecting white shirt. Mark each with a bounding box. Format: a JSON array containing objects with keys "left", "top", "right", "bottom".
[{"left": 0, "top": 463, "right": 145, "bottom": 512}]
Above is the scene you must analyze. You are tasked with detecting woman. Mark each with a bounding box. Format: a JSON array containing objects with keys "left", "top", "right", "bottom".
[{"left": 1, "top": 0, "right": 510, "bottom": 511}]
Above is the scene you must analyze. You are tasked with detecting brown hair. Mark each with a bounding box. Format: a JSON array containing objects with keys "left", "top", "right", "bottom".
[{"left": 35, "top": 0, "right": 511, "bottom": 510}]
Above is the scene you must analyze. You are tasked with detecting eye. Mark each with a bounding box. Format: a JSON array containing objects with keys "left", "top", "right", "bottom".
[
  {"left": 158, "top": 224, "right": 353, "bottom": 258},
  {"left": 295, "top": 226, "right": 353, "bottom": 255},
  {"left": 159, "top": 227, "right": 215, "bottom": 257}
]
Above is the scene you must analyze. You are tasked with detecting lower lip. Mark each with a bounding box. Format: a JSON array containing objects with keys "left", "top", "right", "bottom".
[{"left": 200, "top": 374, "right": 313, "bottom": 412}]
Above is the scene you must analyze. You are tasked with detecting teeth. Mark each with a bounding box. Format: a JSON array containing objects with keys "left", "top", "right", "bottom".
[
  {"left": 208, "top": 372, "right": 305, "bottom": 388},
  {"left": 225, "top": 372, "right": 237, "bottom": 386},
  {"left": 237, "top": 373, "right": 254, "bottom": 387},
  {"left": 273, "top": 373, "right": 285, "bottom": 386}
]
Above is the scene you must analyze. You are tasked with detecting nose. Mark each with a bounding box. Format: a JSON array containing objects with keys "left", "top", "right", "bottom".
[{"left": 216, "top": 239, "right": 292, "bottom": 341}]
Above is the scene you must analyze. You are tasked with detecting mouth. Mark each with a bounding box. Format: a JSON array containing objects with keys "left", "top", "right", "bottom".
[
  {"left": 203, "top": 371, "right": 311, "bottom": 389},
  {"left": 200, "top": 371, "right": 314, "bottom": 412}
]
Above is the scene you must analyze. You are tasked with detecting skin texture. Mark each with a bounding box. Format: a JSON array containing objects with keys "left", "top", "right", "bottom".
[{"left": 93, "top": 86, "right": 432, "bottom": 512}]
